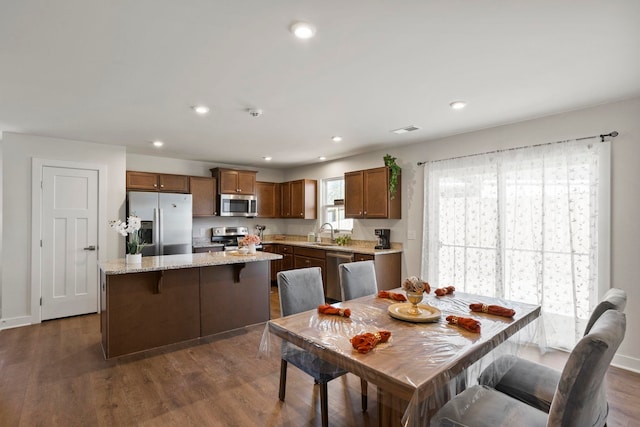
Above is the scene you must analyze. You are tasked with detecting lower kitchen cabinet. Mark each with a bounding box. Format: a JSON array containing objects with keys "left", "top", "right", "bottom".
[
  {"left": 261, "top": 244, "right": 279, "bottom": 282},
  {"left": 100, "top": 260, "right": 272, "bottom": 359},
  {"left": 293, "top": 246, "right": 327, "bottom": 288},
  {"left": 100, "top": 268, "right": 200, "bottom": 358},
  {"left": 278, "top": 244, "right": 294, "bottom": 271},
  {"left": 200, "top": 263, "right": 270, "bottom": 336}
]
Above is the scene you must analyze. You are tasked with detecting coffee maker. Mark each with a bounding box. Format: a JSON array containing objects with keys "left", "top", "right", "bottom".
[{"left": 374, "top": 229, "right": 391, "bottom": 249}]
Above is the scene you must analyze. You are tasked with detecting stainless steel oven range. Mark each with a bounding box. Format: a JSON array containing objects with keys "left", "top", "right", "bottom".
[{"left": 211, "top": 226, "right": 262, "bottom": 251}]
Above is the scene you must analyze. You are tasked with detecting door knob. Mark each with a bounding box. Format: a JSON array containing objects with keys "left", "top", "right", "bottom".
[{"left": 83, "top": 245, "right": 96, "bottom": 251}]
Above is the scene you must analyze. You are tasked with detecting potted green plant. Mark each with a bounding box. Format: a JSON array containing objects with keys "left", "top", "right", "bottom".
[{"left": 384, "top": 154, "right": 401, "bottom": 199}]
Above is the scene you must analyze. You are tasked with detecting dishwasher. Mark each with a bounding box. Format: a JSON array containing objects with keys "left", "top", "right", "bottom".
[{"left": 325, "top": 252, "right": 354, "bottom": 302}]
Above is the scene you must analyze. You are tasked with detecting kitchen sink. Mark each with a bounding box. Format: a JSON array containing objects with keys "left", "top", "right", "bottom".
[{"left": 311, "top": 242, "right": 337, "bottom": 247}]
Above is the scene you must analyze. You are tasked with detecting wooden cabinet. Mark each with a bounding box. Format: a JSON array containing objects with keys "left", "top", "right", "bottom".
[
  {"left": 294, "top": 246, "right": 326, "bottom": 286},
  {"left": 100, "top": 260, "right": 272, "bottom": 358},
  {"left": 256, "top": 181, "right": 279, "bottom": 218},
  {"left": 278, "top": 244, "right": 294, "bottom": 271},
  {"left": 200, "top": 263, "right": 270, "bottom": 336},
  {"left": 210, "top": 168, "right": 257, "bottom": 195},
  {"left": 345, "top": 166, "right": 401, "bottom": 219},
  {"left": 190, "top": 176, "right": 217, "bottom": 216},
  {"left": 280, "top": 182, "right": 292, "bottom": 217},
  {"left": 100, "top": 268, "right": 200, "bottom": 358},
  {"left": 280, "top": 179, "right": 317, "bottom": 219},
  {"left": 353, "top": 253, "right": 374, "bottom": 262},
  {"left": 126, "top": 171, "right": 189, "bottom": 193},
  {"left": 262, "top": 244, "right": 279, "bottom": 282}
]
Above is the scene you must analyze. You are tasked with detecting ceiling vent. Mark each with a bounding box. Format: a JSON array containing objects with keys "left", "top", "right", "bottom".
[{"left": 391, "top": 125, "right": 421, "bottom": 134}]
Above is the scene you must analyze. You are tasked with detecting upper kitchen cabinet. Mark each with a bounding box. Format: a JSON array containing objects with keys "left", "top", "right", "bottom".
[
  {"left": 190, "top": 176, "right": 217, "bottom": 216},
  {"left": 210, "top": 168, "right": 257, "bottom": 195},
  {"left": 281, "top": 179, "right": 317, "bottom": 219},
  {"left": 256, "top": 181, "right": 279, "bottom": 218},
  {"left": 126, "top": 171, "right": 189, "bottom": 193},
  {"left": 344, "top": 166, "right": 401, "bottom": 219}
]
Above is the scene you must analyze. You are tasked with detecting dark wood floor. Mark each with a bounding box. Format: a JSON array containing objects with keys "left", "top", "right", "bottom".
[{"left": 0, "top": 286, "right": 638, "bottom": 426}]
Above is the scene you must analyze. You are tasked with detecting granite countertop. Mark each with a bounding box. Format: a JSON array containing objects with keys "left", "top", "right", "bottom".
[
  {"left": 99, "top": 251, "right": 282, "bottom": 275},
  {"left": 261, "top": 240, "right": 402, "bottom": 255}
]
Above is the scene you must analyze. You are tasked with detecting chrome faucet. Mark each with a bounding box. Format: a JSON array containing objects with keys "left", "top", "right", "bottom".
[{"left": 319, "top": 222, "right": 335, "bottom": 242}]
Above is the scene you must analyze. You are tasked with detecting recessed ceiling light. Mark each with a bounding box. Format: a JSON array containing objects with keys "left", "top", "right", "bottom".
[
  {"left": 263, "top": 156, "right": 272, "bottom": 161},
  {"left": 318, "top": 156, "right": 327, "bottom": 161},
  {"left": 192, "top": 105, "right": 210, "bottom": 115},
  {"left": 290, "top": 21, "right": 316, "bottom": 39},
  {"left": 152, "top": 140, "right": 164, "bottom": 147},
  {"left": 331, "top": 136, "right": 343, "bottom": 142},
  {"left": 449, "top": 101, "right": 467, "bottom": 110}
]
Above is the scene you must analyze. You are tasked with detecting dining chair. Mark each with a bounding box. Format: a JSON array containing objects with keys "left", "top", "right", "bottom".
[
  {"left": 277, "top": 267, "right": 366, "bottom": 427},
  {"left": 338, "top": 259, "right": 378, "bottom": 410},
  {"left": 477, "top": 288, "right": 627, "bottom": 413},
  {"left": 430, "top": 309, "right": 626, "bottom": 427},
  {"left": 339, "top": 260, "right": 378, "bottom": 301}
]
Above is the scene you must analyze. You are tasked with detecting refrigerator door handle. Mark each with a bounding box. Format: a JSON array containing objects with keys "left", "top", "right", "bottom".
[
  {"left": 154, "top": 208, "right": 160, "bottom": 256},
  {"left": 158, "top": 208, "right": 164, "bottom": 255}
]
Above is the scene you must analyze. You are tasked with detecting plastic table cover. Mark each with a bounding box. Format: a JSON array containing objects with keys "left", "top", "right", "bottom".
[{"left": 260, "top": 290, "right": 541, "bottom": 427}]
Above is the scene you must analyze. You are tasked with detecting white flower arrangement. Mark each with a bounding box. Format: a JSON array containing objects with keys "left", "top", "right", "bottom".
[
  {"left": 240, "top": 234, "right": 261, "bottom": 246},
  {"left": 109, "top": 216, "right": 146, "bottom": 255},
  {"left": 402, "top": 276, "right": 426, "bottom": 293}
]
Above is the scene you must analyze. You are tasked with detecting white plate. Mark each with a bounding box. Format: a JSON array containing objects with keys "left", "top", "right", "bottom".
[{"left": 388, "top": 303, "right": 442, "bottom": 323}]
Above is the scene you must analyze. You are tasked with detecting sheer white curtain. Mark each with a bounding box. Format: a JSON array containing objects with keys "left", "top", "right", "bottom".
[{"left": 422, "top": 140, "right": 610, "bottom": 349}]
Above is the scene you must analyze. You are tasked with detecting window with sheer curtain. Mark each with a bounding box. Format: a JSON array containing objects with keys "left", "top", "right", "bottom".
[{"left": 421, "top": 139, "right": 610, "bottom": 349}]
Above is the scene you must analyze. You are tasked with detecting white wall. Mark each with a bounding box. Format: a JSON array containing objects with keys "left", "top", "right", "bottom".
[{"left": 0, "top": 133, "right": 126, "bottom": 328}]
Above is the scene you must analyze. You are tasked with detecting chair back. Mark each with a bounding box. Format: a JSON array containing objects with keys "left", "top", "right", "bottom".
[
  {"left": 584, "top": 288, "right": 627, "bottom": 335},
  {"left": 548, "top": 309, "right": 626, "bottom": 427},
  {"left": 277, "top": 267, "right": 325, "bottom": 316},
  {"left": 339, "top": 260, "right": 378, "bottom": 301}
]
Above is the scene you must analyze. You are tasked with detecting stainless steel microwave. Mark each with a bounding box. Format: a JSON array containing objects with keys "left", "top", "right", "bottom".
[{"left": 219, "top": 194, "right": 257, "bottom": 217}]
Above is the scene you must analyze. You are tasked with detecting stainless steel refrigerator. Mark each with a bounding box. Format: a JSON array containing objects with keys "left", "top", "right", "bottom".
[{"left": 127, "top": 191, "right": 193, "bottom": 256}]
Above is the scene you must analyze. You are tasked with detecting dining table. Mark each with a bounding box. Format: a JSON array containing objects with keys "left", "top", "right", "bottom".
[{"left": 263, "top": 289, "right": 541, "bottom": 427}]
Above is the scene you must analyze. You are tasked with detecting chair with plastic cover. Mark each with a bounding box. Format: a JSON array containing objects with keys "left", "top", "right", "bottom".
[
  {"left": 339, "top": 260, "right": 378, "bottom": 301},
  {"left": 477, "top": 288, "right": 627, "bottom": 413},
  {"left": 338, "top": 260, "right": 378, "bottom": 410},
  {"left": 277, "top": 267, "right": 366, "bottom": 427},
  {"left": 431, "top": 309, "right": 626, "bottom": 427}
]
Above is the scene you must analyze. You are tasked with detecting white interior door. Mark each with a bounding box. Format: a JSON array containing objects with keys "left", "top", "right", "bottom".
[{"left": 41, "top": 166, "right": 98, "bottom": 320}]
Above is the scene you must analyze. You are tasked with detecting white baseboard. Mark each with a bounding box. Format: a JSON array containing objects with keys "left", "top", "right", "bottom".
[
  {"left": 0, "top": 315, "right": 34, "bottom": 330},
  {"left": 612, "top": 353, "right": 640, "bottom": 373}
]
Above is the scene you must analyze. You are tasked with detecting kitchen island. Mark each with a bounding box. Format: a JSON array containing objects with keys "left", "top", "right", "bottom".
[{"left": 99, "top": 251, "right": 281, "bottom": 359}]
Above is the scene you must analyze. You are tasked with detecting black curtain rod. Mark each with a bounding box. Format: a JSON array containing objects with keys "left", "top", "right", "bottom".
[{"left": 416, "top": 131, "right": 618, "bottom": 166}]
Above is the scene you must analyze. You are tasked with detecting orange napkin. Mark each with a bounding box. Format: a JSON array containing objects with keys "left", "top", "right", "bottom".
[
  {"left": 318, "top": 304, "right": 351, "bottom": 318},
  {"left": 446, "top": 315, "right": 481, "bottom": 333},
  {"left": 377, "top": 290, "right": 407, "bottom": 302},
  {"left": 469, "top": 303, "right": 515, "bottom": 318},
  {"left": 435, "top": 286, "right": 456, "bottom": 296},
  {"left": 350, "top": 331, "right": 392, "bottom": 354}
]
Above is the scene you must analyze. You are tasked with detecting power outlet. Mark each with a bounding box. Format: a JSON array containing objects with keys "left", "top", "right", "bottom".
[{"left": 407, "top": 230, "right": 417, "bottom": 240}]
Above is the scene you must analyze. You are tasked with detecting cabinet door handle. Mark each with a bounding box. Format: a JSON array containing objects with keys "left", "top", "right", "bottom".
[
  {"left": 160, "top": 184, "right": 164, "bottom": 188},
  {"left": 364, "top": 211, "right": 367, "bottom": 215},
  {"left": 154, "top": 184, "right": 158, "bottom": 187},
  {"left": 83, "top": 245, "right": 96, "bottom": 251}
]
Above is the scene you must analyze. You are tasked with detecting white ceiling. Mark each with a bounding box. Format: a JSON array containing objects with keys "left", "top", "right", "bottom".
[{"left": 1, "top": 1, "right": 639, "bottom": 168}]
